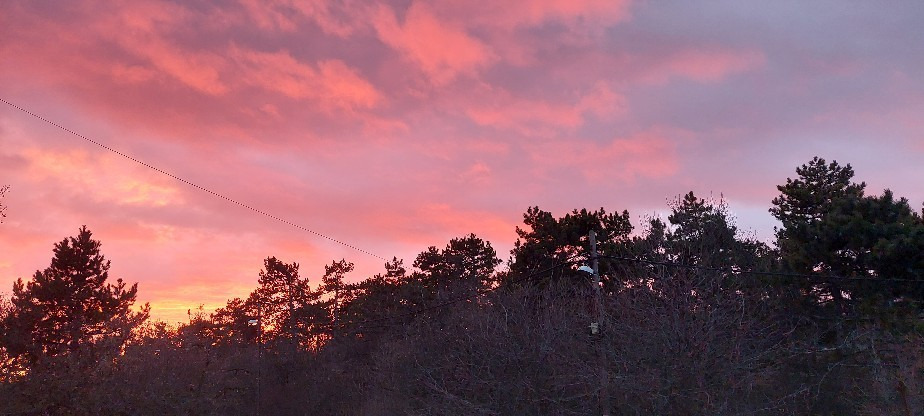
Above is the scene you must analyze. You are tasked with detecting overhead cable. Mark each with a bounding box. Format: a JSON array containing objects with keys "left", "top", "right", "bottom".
[
  {"left": 319, "top": 254, "right": 588, "bottom": 331},
  {"left": 600, "top": 254, "right": 924, "bottom": 283},
  {"left": 1, "top": 97, "right": 387, "bottom": 261}
]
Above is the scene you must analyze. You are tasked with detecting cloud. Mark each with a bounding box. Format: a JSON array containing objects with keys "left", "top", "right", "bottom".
[
  {"left": 645, "top": 49, "right": 766, "bottom": 84},
  {"left": 5, "top": 0, "right": 924, "bottom": 324},
  {"left": 230, "top": 46, "right": 382, "bottom": 110},
  {"left": 238, "top": 0, "right": 369, "bottom": 37},
  {"left": 465, "top": 94, "right": 583, "bottom": 135},
  {"left": 458, "top": 162, "right": 492, "bottom": 185},
  {"left": 22, "top": 147, "right": 184, "bottom": 208},
  {"left": 373, "top": 2, "right": 495, "bottom": 85},
  {"left": 237, "top": 0, "right": 300, "bottom": 32},
  {"left": 526, "top": 128, "right": 682, "bottom": 182},
  {"left": 463, "top": 81, "right": 625, "bottom": 136},
  {"left": 127, "top": 40, "right": 229, "bottom": 95},
  {"left": 370, "top": 0, "right": 632, "bottom": 83},
  {"left": 97, "top": 0, "right": 230, "bottom": 95}
]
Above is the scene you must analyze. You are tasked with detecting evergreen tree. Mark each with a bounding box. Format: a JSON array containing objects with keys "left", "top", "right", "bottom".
[
  {"left": 210, "top": 297, "right": 260, "bottom": 345},
  {"left": 1, "top": 226, "right": 148, "bottom": 362},
  {"left": 339, "top": 258, "right": 409, "bottom": 325},
  {"left": 820, "top": 189, "right": 924, "bottom": 305},
  {"left": 321, "top": 259, "right": 354, "bottom": 320},
  {"left": 413, "top": 233, "right": 500, "bottom": 291},
  {"left": 771, "top": 157, "right": 866, "bottom": 273},
  {"left": 251, "top": 257, "right": 319, "bottom": 347},
  {"left": 771, "top": 157, "right": 924, "bottom": 309},
  {"left": 770, "top": 157, "right": 865, "bottom": 307},
  {"left": 628, "top": 192, "right": 775, "bottom": 305},
  {"left": 662, "top": 192, "right": 771, "bottom": 269},
  {"left": 506, "top": 207, "right": 633, "bottom": 287}
]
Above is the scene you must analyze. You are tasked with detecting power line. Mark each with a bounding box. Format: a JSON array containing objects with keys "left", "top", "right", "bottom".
[
  {"left": 599, "top": 255, "right": 924, "bottom": 283},
  {"left": 1, "top": 97, "right": 387, "bottom": 261},
  {"left": 309, "top": 252, "right": 924, "bottom": 333},
  {"left": 250, "top": 252, "right": 921, "bottom": 343},
  {"left": 318, "top": 254, "right": 587, "bottom": 331}
]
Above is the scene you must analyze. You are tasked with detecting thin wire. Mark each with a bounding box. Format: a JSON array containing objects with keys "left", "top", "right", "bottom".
[
  {"left": 600, "top": 255, "right": 924, "bottom": 283},
  {"left": 1, "top": 97, "right": 387, "bottom": 261},
  {"left": 314, "top": 251, "right": 924, "bottom": 332},
  {"left": 319, "top": 254, "right": 587, "bottom": 331},
  {"left": 324, "top": 255, "right": 585, "bottom": 330}
]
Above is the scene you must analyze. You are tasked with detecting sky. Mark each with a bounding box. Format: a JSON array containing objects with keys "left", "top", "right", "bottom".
[{"left": 2, "top": 0, "right": 923, "bottom": 323}]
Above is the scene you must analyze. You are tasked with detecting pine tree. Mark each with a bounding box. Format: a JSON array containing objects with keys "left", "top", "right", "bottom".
[
  {"left": 1, "top": 226, "right": 148, "bottom": 362},
  {"left": 771, "top": 157, "right": 924, "bottom": 310},
  {"left": 252, "top": 257, "right": 318, "bottom": 346},
  {"left": 506, "top": 207, "right": 633, "bottom": 287},
  {"left": 413, "top": 234, "right": 500, "bottom": 289}
]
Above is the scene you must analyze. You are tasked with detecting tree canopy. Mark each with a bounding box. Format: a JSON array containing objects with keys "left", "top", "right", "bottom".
[
  {"left": 771, "top": 157, "right": 924, "bottom": 309},
  {"left": 2, "top": 157, "right": 923, "bottom": 415},
  {"left": 1, "top": 226, "right": 148, "bottom": 362}
]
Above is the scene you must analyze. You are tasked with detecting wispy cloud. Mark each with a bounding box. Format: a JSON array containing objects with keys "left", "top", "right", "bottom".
[{"left": 3, "top": 0, "right": 924, "bottom": 322}]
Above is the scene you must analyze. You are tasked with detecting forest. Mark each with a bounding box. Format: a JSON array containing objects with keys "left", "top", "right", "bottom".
[{"left": 1, "top": 156, "right": 923, "bottom": 415}]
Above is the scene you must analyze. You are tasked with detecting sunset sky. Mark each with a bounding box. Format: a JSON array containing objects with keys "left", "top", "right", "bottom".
[{"left": 2, "top": 1, "right": 923, "bottom": 323}]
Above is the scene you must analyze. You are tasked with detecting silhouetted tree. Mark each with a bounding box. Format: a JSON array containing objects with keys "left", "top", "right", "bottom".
[
  {"left": 321, "top": 259, "right": 354, "bottom": 323},
  {"left": 332, "top": 258, "right": 416, "bottom": 339},
  {"left": 770, "top": 157, "right": 866, "bottom": 306},
  {"left": 5, "top": 157, "right": 924, "bottom": 415},
  {"left": 250, "top": 257, "right": 323, "bottom": 350},
  {"left": 771, "top": 157, "right": 924, "bottom": 310},
  {"left": 821, "top": 189, "right": 924, "bottom": 307},
  {"left": 0, "top": 293, "right": 15, "bottom": 382},
  {"left": 0, "top": 226, "right": 148, "bottom": 362},
  {"left": 630, "top": 192, "right": 776, "bottom": 300},
  {"left": 668, "top": 193, "right": 766, "bottom": 265},
  {"left": 413, "top": 233, "right": 500, "bottom": 297},
  {"left": 506, "top": 207, "right": 633, "bottom": 287},
  {"left": 211, "top": 297, "right": 261, "bottom": 345}
]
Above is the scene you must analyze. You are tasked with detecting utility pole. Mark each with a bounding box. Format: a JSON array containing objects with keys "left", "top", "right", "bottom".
[
  {"left": 589, "top": 230, "right": 610, "bottom": 416},
  {"left": 283, "top": 268, "right": 298, "bottom": 357},
  {"left": 256, "top": 302, "right": 263, "bottom": 416}
]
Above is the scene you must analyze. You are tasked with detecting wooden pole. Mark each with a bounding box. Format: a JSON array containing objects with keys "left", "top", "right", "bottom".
[{"left": 589, "top": 230, "right": 610, "bottom": 416}]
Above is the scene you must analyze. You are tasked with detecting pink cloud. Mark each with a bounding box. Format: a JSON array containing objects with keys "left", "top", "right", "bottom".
[
  {"left": 238, "top": 0, "right": 300, "bottom": 32},
  {"left": 110, "top": 64, "right": 159, "bottom": 85},
  {"left": 399, "top": 0, "right": 633, "bottom": 66},
  {"left": 5, "top": 0, "right": 921, "bottom": 325},
  {"left": 373, "top": 3, "right": 495, "bottom": 85},
  {"left": 230, "top": 46, "right": 382, "bottom": 110},
  {"left": 526, "top": 128, "right": 683, "bottom": 182},
  {"left": 127, "top": 40, "right": 229, "bottom": 95},
  {"left": 286, "top": 0, "right": 370, "bottom": 37},
  {"left": 402, "top": 137, "right": 512, "bottom": 164},
  {"left": 464, "top": 82, "right": 625, "bottom": 135},
  {"left": 238, "top": 0, "right": 369, "bottom": 37},
  {"left": 645, "top": 49, "right": 766, "bottom": 84},
  {"left": 443, "top": 0, "right": 632, "bottom": 29},
  {"left": 349, "top": 202, "right": 516, "bottom": 253},
  {"left": 466, "top": 98, "right": 582, "bottom": 135},
  {"left": 94, "top": 0, "right": 230, "bottom": 95},
  {"left": 0, "top": 1, "right": 394, "bottom": 148},
  {"left": 21, "top": 147, "right": 184, "bottom": 208},
  {"left": 458, "top": 162, "right": 493, "bottom": 185},
  {"left": 579, "top": 82, "right": 627, "bottom": 118}
]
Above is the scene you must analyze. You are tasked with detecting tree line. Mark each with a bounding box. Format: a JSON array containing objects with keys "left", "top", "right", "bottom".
[{"left": 1, "top": 157, "right": 923, "bottom": 415}]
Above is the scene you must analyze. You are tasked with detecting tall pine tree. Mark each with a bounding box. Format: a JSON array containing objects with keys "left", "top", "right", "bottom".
[
  {"left": 771, "top": 157, "right": 924, "bottom": 310},
  {"left": 1, "top": 226, "right": 148, "bottom": 362}
]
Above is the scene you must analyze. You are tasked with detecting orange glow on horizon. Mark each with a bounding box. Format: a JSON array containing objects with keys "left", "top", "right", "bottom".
[{"left": 3, "top": 0, "right": 924, "bottom": 324}]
